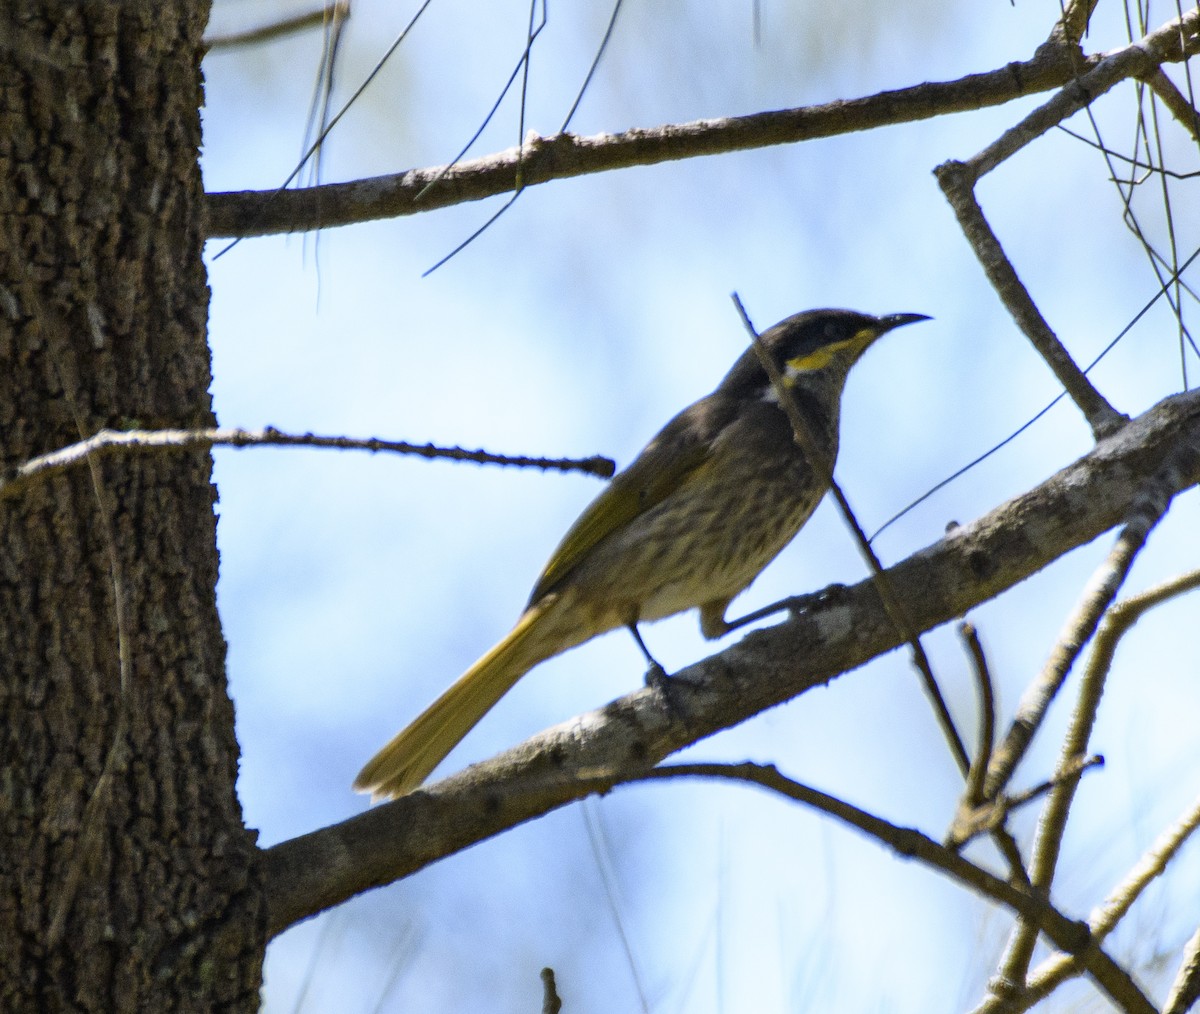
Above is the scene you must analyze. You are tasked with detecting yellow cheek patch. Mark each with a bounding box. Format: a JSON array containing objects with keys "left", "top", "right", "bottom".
[{"left": 787, "top": 328, "right": 876, "bottom": 372}]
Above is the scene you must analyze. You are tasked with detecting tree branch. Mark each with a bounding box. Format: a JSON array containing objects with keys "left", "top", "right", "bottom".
[
  {"left": 206, "top": 49, "right": 1096, "bottom": 239},
  {"left": 636, "top": 763, "right": 1151, "bottom": 1014},
  {"left": 261, "top": 388, "right": 1200, "bottom": 938},
  {"left": 204, "top": 2, "right": 347, "bottom": 52},
  {"left": 983, "top": 445, "right": 1192, "bottom": 800},
  {"left": 935, "top": 8, "right": 1200, "bottom": 440},
  {"left": 0, "top": 426, "right": 614, "bottom": 505},
  {"left": 974, "top": 790, "right": 1200, "bottom": 1013},
  {"left": 935, "top": 160, "right": 1126, "bottom": 438}
]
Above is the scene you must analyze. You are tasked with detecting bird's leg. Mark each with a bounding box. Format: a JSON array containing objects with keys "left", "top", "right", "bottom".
[
  {"left": 625, "top": 622, "right": 669, "bottom": 687},
  {"left": 700, "top": 585, "right": 846, "bottom": 639}
]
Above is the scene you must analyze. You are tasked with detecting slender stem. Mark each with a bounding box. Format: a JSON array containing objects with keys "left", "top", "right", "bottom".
[{"left": 732, "top": 295, "right": 969, "bottom": 773}]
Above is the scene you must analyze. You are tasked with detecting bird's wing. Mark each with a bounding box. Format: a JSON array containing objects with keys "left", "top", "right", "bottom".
[{"left": 527, "top": 398, "right": 723, "bottom": 604}]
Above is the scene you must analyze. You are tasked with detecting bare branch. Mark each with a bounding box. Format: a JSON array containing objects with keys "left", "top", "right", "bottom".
[
  {"left": 935, "top": 160, "right": 1125, "bottom": 437},
  {"left": 959, "top": 621, "right": 996, "bottom": 811},
  {"left": 979, "top": 791, "right": 1200, "bottom": 1014},
  {"left": 262, "top": 389, "right": 1200, "bottom": 938},
  {"left": 204, "top": 2, "right": 348, "bottom": 52},
  {"left": 635, "top": 763, "right": 1153, "bottom": 1014},
  {"left": 642, "top": 763, "right": 1069, "bottom": 932},
  {"left": 968, "top": 11, "right": 1200, "bottom": 181},
  {"left": 950, "top": 756, "right": 1103, "bottom": 850},
  {"left": 934, "top": 9, "right": 1200, "bottom": 440},
  {"left": 207, "top": 48, "right": 1097, "bottom": 239},
  {"left": 1164, "top": 926, "right": 1200, "bottom": 1014},
  {"left": 0, "top": 426, "right": 616, "bottom": 506},
  {"left": 984, "top": 443, "right": 1196, "bottom": 800},
  {"left": 972, "top": 568, "right": 1200, "bottom": 1013},
  {"left": 1145, "top": 67, "right": 1200, "bottom": 143}
]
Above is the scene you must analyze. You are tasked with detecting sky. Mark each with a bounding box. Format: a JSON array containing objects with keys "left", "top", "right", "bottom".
[{"left": 200, "top": 2, "right": 1200, "bottom": 1011}]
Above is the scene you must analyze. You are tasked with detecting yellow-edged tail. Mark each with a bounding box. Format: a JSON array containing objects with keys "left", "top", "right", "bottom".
[{"left": 353, "top": 597, "right": 560, "bottom": 800}]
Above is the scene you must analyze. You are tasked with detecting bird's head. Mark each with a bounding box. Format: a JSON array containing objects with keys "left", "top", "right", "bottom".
[
  {"left": 720, "top": 308, "right": 930, "bottom": 399},
  {"left": 766, "top": 308, "right": 929, "bottom": 378}
]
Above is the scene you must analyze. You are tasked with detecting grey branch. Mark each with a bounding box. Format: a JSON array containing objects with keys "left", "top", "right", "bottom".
[
  {"left": 205, "top": 10, "right": 1199, "bottom": 240},
  {"left": 207, "top": 48, "right": 1097, "bottom": 239},
  {"left": 204, "top": 2, "right": 347, "bottom": 51},
  {"left": 0, "top": 426, "right": 615, "bottom": 505},
  {"left": 935, "top": 161, "right": 1125, "bottom": 438},
  {"left": 637, "top": 762, "right": 1149, "bottom": 1014},
  {"left": 1165, "top": 925, "right": 1200, "bottom": 1014},
  {"left": 933, "top": 7, "right": 1200, "bottom": 440},
  {"left": 262, "top": 388, "right": 1200, "bottom": 939},
  {"left": 983, "top": 445, "right": 1192, "bottom": 800},
  {"left": 973, "top": 790, "right": 1200, "bottom": 1014}
]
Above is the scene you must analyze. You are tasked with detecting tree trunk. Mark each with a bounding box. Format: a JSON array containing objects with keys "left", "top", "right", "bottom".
[{"left": 0, "top": 3, "right": 263, "bottom": 1009}]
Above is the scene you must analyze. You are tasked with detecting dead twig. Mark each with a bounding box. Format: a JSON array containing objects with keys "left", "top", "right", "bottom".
[{"left": 0, "top": 426, "right": 616, "bottom": 506}]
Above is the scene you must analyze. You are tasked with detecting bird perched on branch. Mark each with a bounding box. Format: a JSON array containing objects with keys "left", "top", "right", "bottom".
[{"left": 354, "top": 307, "right": 929, "bottom": 799}]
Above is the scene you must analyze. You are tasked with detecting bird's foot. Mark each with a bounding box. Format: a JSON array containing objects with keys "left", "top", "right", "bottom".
[{"left": 643, "top": 659, "right": 670, "bottom": 689}]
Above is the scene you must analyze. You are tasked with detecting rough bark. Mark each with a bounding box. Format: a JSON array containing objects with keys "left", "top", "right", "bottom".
[{"left": 0, "top": 4, "right": 263, "bottom": 1010}]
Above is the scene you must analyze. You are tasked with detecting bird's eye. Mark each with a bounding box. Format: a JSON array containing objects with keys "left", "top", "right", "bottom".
[{"left": 823, "top": 322, "right": 841, "bottom": 340}]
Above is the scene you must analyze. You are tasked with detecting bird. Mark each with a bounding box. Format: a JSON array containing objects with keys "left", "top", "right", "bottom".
[{"left": 354, "top": 308, "right": 929, "bottom": 798}]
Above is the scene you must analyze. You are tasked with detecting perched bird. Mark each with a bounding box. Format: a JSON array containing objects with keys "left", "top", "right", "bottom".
[{"left": 355, "top": 308, "right": 928, "bottom": 798}]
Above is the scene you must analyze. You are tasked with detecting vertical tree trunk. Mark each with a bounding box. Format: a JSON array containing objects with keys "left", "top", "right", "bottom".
[{"left": 0, "top": 3, "right": 263, "bottom": 1009}]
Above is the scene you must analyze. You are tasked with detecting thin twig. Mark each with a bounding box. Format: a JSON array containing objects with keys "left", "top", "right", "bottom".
[
  {"left": 731, "top": 294, "right": 969, "bottom": 774},
  {"left": 204, "top": 2, "right": 348, "bottom": 51},
  {"left": 0, "top": 426, "right": 616, "bottom": 505},
  {"left": 949, "top": 755, "right": 1104, "bottom": 849},
  {"left": 631, "top": 763, "right": 1155, "bottom": 1014},
  {"left": 960, "top": 621, "right": 996, "bottom": 810},
  {"left": 1164, "top": 926, "right": 1200, "bottom": 1014},
  {"left": 977, "top": 790, "right": 1200, "bottom": 1014},
  {"left": 984, "top": 565, "right": 1200, "bottom": 1008}
]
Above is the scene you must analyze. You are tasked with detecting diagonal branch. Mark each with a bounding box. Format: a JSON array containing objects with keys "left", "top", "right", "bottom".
[
  {"left": 935, "top": 160, "right": 1126, "bottom": 438},
  {"left": 983, "top": 444, "right": 1196, "bottom": 802},
  {"left": 262, "top": 389, "right": 1200, "bottom": 939},
  {"left": 974, "top": 790, "right": 1200, "bottom": 1014},
  {"left": 992, "top": 447, "right": 1188, "bottom": 986},
  {"left": 637, "top": 763, "right": 1151, "bottom": 1014},
  {"left": 935, "top": 8, "right": 1200, "bottom": 440}
]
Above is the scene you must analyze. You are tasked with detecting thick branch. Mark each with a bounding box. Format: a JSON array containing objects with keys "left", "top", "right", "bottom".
[
  {"left": 262, "top": 389, "right": 1200, "bottom": 938},
  {"left": 206, "top": 49, "right": 1094, "bottom": 238}
]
